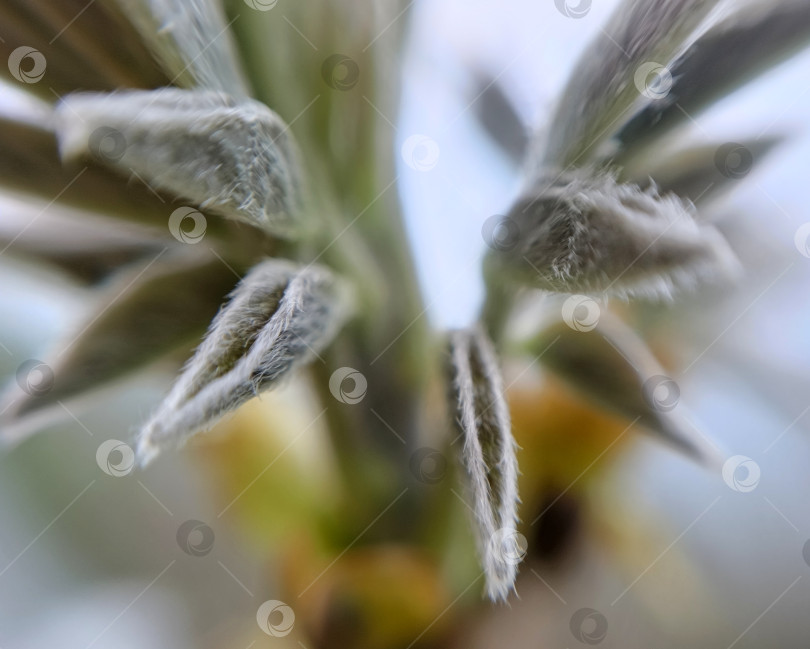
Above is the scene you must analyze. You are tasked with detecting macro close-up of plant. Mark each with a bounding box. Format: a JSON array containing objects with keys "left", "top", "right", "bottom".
[{"left": 2, "top": 0, "right": 810, "bottom": 647}]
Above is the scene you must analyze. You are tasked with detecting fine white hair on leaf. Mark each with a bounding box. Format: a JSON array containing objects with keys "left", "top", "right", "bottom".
[
  {"left": 539, "top": 0, "right": 723, "bottom": 168},
  {"left": 55, "top": 88, "right": 302, "bottom": 237},
  {"left": 449, "top": 327, "right": 521, "bottom": 602},
  {"left": 136, "top": 259, "right": 351, "bottom": 465},
  {"left": 499, "top": 169, "right": 740, "bottom": 299},
  {"left": 111, "top": 0, "right": 250, "bottom": 97}
]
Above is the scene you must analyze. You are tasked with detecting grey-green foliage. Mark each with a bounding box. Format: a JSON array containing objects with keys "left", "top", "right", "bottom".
[
  {"left": 56, "top": 89, "right": 302, "bottom": 237},
  {"left": 449, "top": 327, "right": 520, "bottom": 602},
  {"left": 110, "top": 0, "right": 250, "bottom": 96},
  {"left": 535, "top": 314, "right": 724, "bottom": 467},
  {"left": 501, "top": 169, "right": 739, "bottom": 298},
  {"left": 614, "top": 0, "right": 810, "bottom": 161},
  {"left": 138, "top": 260, "right": 350, "bottom": 464},
  {"left": 1, "top": 0, "right": 810, "bottom": 607},
  {"left": 540, "top": 0, "right": 722, "bottom": 168}
]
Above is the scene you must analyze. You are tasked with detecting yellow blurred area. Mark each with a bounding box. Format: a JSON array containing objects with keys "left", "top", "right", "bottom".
[
  {"left": 509, "top": 372, "right": 636, "bottom": 518},
  {"left": 195, "top": 380, "right": 453, "bottom": 648},
  {"left": 197, "top": 379, "right": 341, "bottom": 548}
]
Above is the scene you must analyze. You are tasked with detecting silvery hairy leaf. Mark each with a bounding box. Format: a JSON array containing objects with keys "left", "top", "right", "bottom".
[
  {"left": 56, "top": 88, "right": 303, "bottom": 237},
  {"left": 110, "top": 0, "right": 249, "bottom": 97},
  {"left": 0, "top": 0, "right": 169, "bottom": 98},
  {"left": 535, "top": 314, "right": 724, "bottom": 468},
  {"left": 615, "top": 0, "right": 810, "bottom": 160},
  {"left": 497, "top": 169, "right": 740, "bottom": 298},
  {"left": 541, "top": 0, "right": 721, "bottom": 168},
  {"left": 449, "top": 327, "right": 520, "bottom": 601},
  {"left": 137, "top": 260, "right": 351, "bottom": 465},
  {"left": 0, "top": 250, "right": 236, "bottom": 448}
]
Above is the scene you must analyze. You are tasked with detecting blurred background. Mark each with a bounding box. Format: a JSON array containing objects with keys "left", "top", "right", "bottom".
[{"left": 2, "top": 0, "right": 810, "bottom": 647}]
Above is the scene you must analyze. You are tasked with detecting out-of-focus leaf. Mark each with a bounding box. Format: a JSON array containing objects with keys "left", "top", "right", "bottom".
[
  {"left": 0, "top": 108, "right": 180, "bottom": 231},
  {"left": 541, "top": 0, "right": 721, "bottom": 168},
  {"left": 57, "top": 88, "right": 303, "bottom": 237},
  {"left": 626, "top": 136, "right": 784, "bottom": 208},
  {"left": 0, "top": 103, "right": 277, "bottom": 260},
  {"left": 534, "top": 314, "right": 724, "bottom": 467},
  {"left": 448, "top": 327, "right": 520, "bottom": 602},
  {"left": 472, "top": 73, "right": 528, "bottom": 165},
  {"left": 0, "top": 196, "right": 167, "bottom": 283},
  {"left": 137, "top": 260, "right": 351, "bottom": 464},
  {"left": 615, "top": 0, "right": 810, "bottom": 160},
  {"left": 0, "top": 0, "right": 168, "bottom": 99},
  {"left": 497, "top": 169, "right": 739, "bottom": 298},
  {"left": 0, "top": 249, "right": 237, "bottom": 446},
  {"left": 111, "top": 0, "right": 249, "bottom": 97}
]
